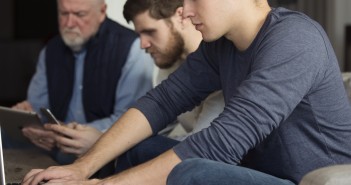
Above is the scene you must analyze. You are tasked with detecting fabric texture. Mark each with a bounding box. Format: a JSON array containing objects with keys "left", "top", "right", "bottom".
[
  {"left": 115, "top": 135, "right": 179, "bottom": 173},
  {"left": 168, "top": 158, "right": 295, "bottom": 185},
  {"left": 154, "top": 60, "right": 225, "bottom": 140}
]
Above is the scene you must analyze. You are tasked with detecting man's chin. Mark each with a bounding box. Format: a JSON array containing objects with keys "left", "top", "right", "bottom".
[
  {"left": 156, "top": 60, "right": 177, "bottom": 69},
  {"left": 62, "top": 38, "right": 85, "bottom": 52},
  {"left": 68, "top": 45, "right": 84, "bottom": 52},
  {"left": 65, "top": 41, "right": 84, "bottom": 52}
]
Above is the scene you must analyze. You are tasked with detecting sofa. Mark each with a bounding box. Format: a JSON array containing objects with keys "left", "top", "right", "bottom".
[{"left": 299, "top": 72, "right": 351, "bottom": 185}]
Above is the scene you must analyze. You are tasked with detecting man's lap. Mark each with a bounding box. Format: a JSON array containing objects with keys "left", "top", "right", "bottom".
[{"left": 167, "top": 158, "right": 296, "bottom": 185}]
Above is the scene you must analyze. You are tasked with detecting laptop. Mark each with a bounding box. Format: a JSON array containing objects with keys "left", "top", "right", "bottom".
[{"left": 0, "top": 126, "right": 21, "bottom": 185}]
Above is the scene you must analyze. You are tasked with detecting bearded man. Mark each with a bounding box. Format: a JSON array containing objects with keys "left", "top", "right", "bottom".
[{"left": 110, "top": 0, "right": 225, "bottom": 172}]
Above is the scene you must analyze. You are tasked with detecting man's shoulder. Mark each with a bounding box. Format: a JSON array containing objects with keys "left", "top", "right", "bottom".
[{"left": 268, "top": 7, "right": 323, "bottom": 33}]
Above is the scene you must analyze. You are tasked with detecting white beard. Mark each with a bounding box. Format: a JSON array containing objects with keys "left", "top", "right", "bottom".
[{"left": 61, "top": 28, "right": 86, "bottom": 52}]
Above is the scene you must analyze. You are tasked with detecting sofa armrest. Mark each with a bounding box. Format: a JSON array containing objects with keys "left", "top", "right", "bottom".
[{"left": 299, "top": 164, "right": 351, "bottom": 185}]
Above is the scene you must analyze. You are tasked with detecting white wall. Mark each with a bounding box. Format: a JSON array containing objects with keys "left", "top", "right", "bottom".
[{"left": 105, "top": 0, "right": 134, "bottom": 29}]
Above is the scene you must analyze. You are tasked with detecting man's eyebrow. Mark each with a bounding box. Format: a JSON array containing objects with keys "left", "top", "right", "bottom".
[
  {"left": 139, "top": 28, "right": 156, "bottom": 34},
  {"left": 58, "top": 9, "right": 88, "bottom": 14}
]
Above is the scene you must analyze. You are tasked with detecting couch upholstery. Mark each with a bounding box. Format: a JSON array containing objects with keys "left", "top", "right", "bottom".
[
  {"left": 299, "top": 165, "right": 351, "bottom": 185},
  {"left": 299, "top": 72, "right": 351, "bottom": 185}
]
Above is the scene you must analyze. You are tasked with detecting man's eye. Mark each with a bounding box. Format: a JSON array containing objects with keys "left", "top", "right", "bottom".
[
  {"left": 60, "top": 12, "right": 69, "bottom": 16},
  {"left": 144, "top": 31, "right": 155, "bottom": 36},
  {"left": 75, "top": 12, "right": 87, "bottom": 17}
]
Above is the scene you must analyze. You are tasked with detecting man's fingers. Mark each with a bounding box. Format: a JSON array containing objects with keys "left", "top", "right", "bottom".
[
  {"left": 43, "top": 137, "right": 55, "bottom": 144},
  {"left": 23, "top": 127, "right": 56, "bottom": 151},
  {"left": 55, "top": 135, "right": 81, "bottom": 150},
  {"left": 45, "top": 124, "right": 77, "bottom": 138},
  {"left": 12, "top": 101, "right": 33, "bottom": 111},
  {"left": 58, "top": 144, "right": 81, "bottom": 156},
  {"left": 30, "top": 139, "right": 53, "bottom": 151},
  {"left": 28, "top": 166, "right": 65, "bottom": 185},
  {"left": 23, "top": 126, "right": 55, "bottom": 138},
  {"left": 66, "top": 122, "right": 79, "bottom": 129},
  {"left": 22, "top": 169, "right": 44, "bottom": 185},
  {"left": 44, "top": 179, "right": 100, "bottom": 185}
]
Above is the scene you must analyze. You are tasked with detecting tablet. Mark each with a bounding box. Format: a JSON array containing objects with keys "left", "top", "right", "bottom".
[{"left": 0, "top": 106, "right": 42, "bottom": 143}]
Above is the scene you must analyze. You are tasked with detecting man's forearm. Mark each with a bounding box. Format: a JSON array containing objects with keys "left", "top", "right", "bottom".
[
  {"left": 101, "top": 149, "right": 181, "bottom": 185},
  {"left": 74, "top": 108, "right": 154, "bottom": 178}
]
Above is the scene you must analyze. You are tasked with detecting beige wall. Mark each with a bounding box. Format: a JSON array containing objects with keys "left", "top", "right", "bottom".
[{"left": 106, "top": 0, "right": 134, "bottom": 29}]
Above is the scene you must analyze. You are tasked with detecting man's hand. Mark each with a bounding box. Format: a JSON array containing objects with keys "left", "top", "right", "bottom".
[
  {"left": 22, "top": 164, "right": 89, "bottom": 185},
  {"left": 42, "top": 179, "right": 101, "bottom": 185},
  {"left": 12, "top": 101, "right": 33, "bottom": 112},
  {"left": 45, "top": 123, "right": 103, "bottom": 156},
  {"left": 22, "top": 124, "right": 56, "bottom": 151}
]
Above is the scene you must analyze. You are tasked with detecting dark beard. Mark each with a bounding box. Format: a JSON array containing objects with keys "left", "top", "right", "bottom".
[{"left": 157, "top": 28, "right": 185, "bottom": 69}]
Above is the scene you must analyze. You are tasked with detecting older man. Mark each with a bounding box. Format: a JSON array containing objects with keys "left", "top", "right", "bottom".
[{"left": 12, "top": 0, "right": 153, "bottom": 165}]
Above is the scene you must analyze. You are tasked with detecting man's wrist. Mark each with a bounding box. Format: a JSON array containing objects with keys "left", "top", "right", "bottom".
[{"left": 73, "top": 158, "right": 96, "bottom": 179}]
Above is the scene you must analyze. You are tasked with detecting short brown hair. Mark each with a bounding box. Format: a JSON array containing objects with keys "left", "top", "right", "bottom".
[{"left": 123, "top": 0, "right": 183, "bottom": 23}]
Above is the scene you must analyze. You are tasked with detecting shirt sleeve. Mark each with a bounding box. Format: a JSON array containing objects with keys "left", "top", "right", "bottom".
[
  {"left": 89, "top": 38, "right": 154, "bottom": 131},
  {"left": 27, "top": 48, "right": 50, "bottom": 113},
  {"left": 173, "top": 18, "right": 328, "bottom": 164},
  {"left": 133, "top": 43, "right": 222, "bottom": 134}
]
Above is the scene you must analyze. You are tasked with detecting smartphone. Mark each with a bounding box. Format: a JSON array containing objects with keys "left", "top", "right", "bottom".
[{"left": 40, "top": 108, "right": 61, "bottom": 125}]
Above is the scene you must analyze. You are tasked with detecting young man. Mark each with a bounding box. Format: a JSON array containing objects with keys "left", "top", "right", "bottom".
[
  {"left": 112, "top": 0, "right": 224, "bottom": 172},
  {"left": 11, "top": 0, "right": 153, "bottom": 165},
  {"left": 23, "top": 0, "right": 351, "bottom": 185}
]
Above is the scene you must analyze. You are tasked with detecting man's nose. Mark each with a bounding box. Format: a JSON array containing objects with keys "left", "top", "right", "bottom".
[
  {"left": 140, "top": 36, "right": 151, "bottom": 49},
  {"left": 65, "top": 14, "right": 76, "bottom": 28},
  {"left": 182, "top": 0, "right": 195, "bottom": 19}
]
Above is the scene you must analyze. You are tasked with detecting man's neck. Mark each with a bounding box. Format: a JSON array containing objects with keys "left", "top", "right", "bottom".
[
  {"left": 181, "top": 22, "right": 203, "bottom": 60},
  {"left": 226, "top": 3, "right": 271, "bottom": 51}
]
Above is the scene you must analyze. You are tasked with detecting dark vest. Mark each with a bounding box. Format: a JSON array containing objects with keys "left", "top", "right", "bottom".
[{"left": 45, "top": 18, "right": 137, "bottom": 122}]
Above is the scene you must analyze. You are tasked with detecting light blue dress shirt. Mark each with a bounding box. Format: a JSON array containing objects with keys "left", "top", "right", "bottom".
[{"left": 27, "top": 38, "right": 154, "bottom": 132}]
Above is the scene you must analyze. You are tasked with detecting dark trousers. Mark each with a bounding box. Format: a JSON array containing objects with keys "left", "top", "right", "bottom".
[{"left": 115, "top": 135, "right": 179, "bottom": 173}]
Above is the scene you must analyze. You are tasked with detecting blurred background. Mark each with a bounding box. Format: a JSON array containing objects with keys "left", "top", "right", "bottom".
[{"left": 0, "top": 0, "right": 350, "bottom": 106}]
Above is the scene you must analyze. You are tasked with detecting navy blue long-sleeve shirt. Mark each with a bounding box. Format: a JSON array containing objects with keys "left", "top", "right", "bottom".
[{"left": 133, "top": 8, "right": 351, "bottom": 183}]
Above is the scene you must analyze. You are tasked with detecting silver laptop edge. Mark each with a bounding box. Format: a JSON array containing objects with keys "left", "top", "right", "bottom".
[{"left": 0, "top": 125, "right": 7, "bottom": 185}]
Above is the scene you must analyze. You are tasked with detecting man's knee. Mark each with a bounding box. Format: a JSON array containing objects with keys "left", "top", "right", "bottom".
[{"left": 167, "top": 158, "right": 211, "bottom": 185}]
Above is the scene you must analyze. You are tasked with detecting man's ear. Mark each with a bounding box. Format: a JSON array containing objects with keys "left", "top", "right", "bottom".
[
  {"left": 99, "top": 3, "right": 107, "bottom": 22},
  {"left": 173, "top": 7, "right": 186, "bottom": 29},
  {"left": 175, "top": 7, "right": 184, "bottom": 23},
  {"left": 176, "top": 6, "right": 183, "bottom": 17},
  {"left": 175, "top": 7, "right": 193, "bottom": 30}
]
